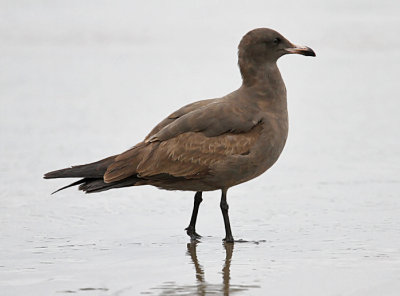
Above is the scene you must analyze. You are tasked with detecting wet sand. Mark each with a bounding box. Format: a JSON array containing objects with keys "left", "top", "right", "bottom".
[{"left": 1, "top": 1, "right": 400, "bottom": 295}]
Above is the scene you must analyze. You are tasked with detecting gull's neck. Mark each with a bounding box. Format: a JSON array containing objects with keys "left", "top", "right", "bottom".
[
  {"left": 240, "top": 60, "right": 282, "bottom": 86},
  {"left": 239, "top": 61, "right": 287, "bottom": 103}
]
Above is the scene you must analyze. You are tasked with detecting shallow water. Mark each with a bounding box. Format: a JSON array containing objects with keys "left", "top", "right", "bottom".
[{"left": 1, "top": 1, "right": 400, "bottom": 295}]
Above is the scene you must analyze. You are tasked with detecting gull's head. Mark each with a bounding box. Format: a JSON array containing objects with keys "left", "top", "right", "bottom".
[{"left": 238, "top": 28, "right": 316, "bottom": 64}]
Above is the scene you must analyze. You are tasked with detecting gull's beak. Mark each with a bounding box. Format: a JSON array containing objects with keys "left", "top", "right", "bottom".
[{"left": 285, "top": 44, "right": 316, "bottom": 57}]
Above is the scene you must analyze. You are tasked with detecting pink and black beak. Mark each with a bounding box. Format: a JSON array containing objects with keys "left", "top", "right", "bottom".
[{"left": 285, "top": 44, "right": 316, "bottom": 57}]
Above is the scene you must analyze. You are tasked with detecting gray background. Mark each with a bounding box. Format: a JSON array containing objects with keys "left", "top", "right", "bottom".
[{"left": 1, "top": 0, "right": 399, "bottom": 295}]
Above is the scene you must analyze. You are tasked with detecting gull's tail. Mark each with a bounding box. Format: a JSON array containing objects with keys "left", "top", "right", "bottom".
[{"left": 44, "top": 155, "right": 139, "bottom": 193}]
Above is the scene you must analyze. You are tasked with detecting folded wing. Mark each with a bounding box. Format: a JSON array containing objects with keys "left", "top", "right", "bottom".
[{"left": 104, "top": 100, "right": 263, "bottom": 183}]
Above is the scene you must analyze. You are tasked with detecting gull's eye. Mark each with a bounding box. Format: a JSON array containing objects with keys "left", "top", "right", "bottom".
[{"left": 273, "top": 38, "right": 281, "bottom": 45}]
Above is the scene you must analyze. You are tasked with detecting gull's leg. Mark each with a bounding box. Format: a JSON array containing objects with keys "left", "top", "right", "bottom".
[
  {"left": 220, "top": 189, "right": 234, "bottom": 243},
  {"left": 185, "top": 191, "right": 203, "bottom": 240}
]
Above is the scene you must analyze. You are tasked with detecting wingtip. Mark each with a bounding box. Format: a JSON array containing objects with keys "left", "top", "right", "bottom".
[{"left": 43, "top": 171, "right": 60, "bottom": 179}]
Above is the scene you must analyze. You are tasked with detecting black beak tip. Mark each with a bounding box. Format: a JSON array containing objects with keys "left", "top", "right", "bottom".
[{"left": 305, "top": 47, "right": 316, "bottom": 57}]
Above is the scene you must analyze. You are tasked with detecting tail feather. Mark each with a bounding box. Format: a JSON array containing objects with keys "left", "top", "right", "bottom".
[
  {"left": 49, "top": 176, "right": 141, "bottom": 194},
  {"left": 79, "top": 176, "right": 140, "bottom": 193},
  {"left": 45, "top": 154, "right": 143, "bottom": 194},
  {"left": 51, "top": 178, "right": 89, "bottom": 194},
  {"left": 44, "top": 156, "right": 116, "bottom": 179}
]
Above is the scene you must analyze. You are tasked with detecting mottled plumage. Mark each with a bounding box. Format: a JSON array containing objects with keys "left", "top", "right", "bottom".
[{"left": 44, "top": 28, "right": 315, "bottom": 242}]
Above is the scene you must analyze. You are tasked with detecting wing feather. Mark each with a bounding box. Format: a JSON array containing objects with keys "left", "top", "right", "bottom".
[
  {"left": 104, "top": 95, "right": 263, "bottom": 183},
  {"left": 137, "top": 123, "right": 262, "bottom": 178}
]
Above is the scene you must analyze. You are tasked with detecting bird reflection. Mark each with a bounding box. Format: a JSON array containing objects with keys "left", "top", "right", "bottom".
[
  {"left": 186, "top": 242, "right": 207, "bottom": 295},
  {"left": 186, "top": 241, "right": 237, "bottom": 296},
  {"left": 150, "top": 242, "right": 259, "bottom": 295}
]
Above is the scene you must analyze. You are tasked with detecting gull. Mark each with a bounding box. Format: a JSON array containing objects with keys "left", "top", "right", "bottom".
[{"left": 44, "top": 28, "right": 315, "bottom": 242}]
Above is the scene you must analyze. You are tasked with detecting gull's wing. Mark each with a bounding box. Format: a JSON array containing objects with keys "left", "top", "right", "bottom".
[{"left": 104, "top": 98, "right": 263, "bottom": 183}]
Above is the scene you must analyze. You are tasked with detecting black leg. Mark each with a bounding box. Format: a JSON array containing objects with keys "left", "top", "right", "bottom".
[
  {"left": 185, "top": 191, "right": 203, "bottom": 240},
  {"left": 220, "top": 189, "right": 234, "bottom": 243}
]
